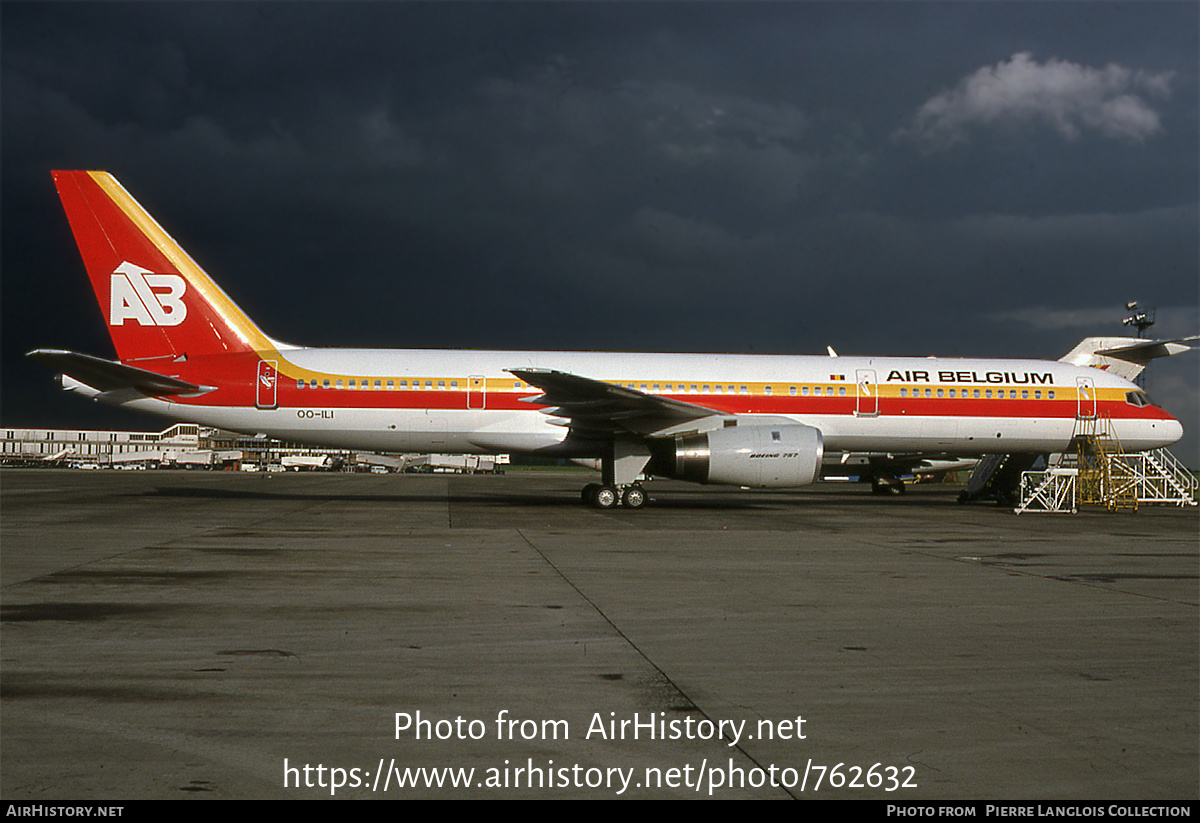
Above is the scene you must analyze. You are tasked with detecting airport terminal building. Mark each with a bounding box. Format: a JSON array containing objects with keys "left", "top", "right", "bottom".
[
  {"left": 2, "top": 423, "right": 205, "bottom": 463},
  {"left": 1, "top": 424, "right": 329, "bottom": 470},
  {"left": 0, "top": 424, "right": 506, "bottom": 474}
]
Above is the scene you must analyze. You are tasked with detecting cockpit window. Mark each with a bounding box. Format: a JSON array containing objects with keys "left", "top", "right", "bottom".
[{"left": 1125, "top": 391, "right": 1151, "bottom": 407}]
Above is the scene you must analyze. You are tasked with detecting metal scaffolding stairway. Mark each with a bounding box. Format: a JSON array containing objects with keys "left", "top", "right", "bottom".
[
  {"left": 1014, "top": 467, "right": 1078, "bottom": 514},
  {"left": 1074, "top": 414, "right": 1137, "bottom": 511},
  {"left": 1119, "top": 448, "right": 1198, "bottom": 506},
  {"left": 1015, "top": 413, "right": 1197, "bottom": 513}
]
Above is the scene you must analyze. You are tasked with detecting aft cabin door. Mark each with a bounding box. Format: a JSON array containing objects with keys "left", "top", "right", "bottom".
[
  {"left": 855, "top": 369, "right": 879, "bottom": 416},
  {"left": 256, "top": 360, "right": 279, "bottom": 409}
]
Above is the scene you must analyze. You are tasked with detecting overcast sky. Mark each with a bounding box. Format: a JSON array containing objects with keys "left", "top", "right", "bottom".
[{"left": 3, "top": 1, "right": 1197, "bottom": 463}]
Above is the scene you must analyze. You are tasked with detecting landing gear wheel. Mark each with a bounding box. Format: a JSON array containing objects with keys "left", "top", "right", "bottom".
[
  {"left": 872, "top": 478, "right": 906, "bottom": 495},
  {"left": 581, "top": 483, "right": 601, "bottom": 505},
  {"left": 593, "top": 485, "right": 619, "bottom": 509},
  {"left": 621, "top": 484, "right": 647, "bottom": 509}
]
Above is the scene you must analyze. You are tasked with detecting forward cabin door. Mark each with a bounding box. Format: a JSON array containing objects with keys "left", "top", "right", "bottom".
[
  {"left": 1076, "top": 376, "right": 1096, "bottom": 419},
  {"left": 855, "top": 369, "right": 879, "bottom": 416}
]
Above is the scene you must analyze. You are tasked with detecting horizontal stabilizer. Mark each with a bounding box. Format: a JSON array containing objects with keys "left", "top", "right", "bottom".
[{"left": 27, "top": 349, "right": 208, "bottom": 396}]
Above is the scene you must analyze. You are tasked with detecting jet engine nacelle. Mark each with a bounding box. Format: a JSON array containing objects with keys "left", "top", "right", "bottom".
[{"left": 652, "top": 424, "right": 824, "bottom": 488}]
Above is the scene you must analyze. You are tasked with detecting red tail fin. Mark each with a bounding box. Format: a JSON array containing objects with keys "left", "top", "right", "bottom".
[{"left": 52, "top": 171, "right": 275, "bottom": 362}]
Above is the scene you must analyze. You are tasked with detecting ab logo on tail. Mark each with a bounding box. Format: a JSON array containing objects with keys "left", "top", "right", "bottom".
[{"left": 109, "top": 262, "right": 188, "bottom": 326}]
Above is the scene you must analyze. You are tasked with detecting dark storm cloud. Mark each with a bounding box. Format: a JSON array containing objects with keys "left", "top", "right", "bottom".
[{"left": 2, "top": 1, "right": 1197, "bottom": 459}]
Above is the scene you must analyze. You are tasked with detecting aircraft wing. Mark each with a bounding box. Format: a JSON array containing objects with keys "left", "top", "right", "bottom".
[
  {"left": 508, "top": 367, "right": 725, "bottom": 436},
  {"left": 27, "top": 349, "right": 207, "bottom": 396}
]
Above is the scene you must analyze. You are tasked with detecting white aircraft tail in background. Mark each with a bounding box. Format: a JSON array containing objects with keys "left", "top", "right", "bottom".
[{"left": 1060, "top": 336, "right": 1198, "bottom": 382}]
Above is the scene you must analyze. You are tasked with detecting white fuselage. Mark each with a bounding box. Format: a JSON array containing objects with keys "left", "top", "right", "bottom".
[{"left": 110, "top": 348, "right": 1183, "bottom": 457}]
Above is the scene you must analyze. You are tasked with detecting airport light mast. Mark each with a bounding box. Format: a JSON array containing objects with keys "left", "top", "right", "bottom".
[
  {"left": 1122, "top": 301, "right": 1155, "bottom": 339},
  {"left": 1121, "top": 301, "right": 1155, "bottom": 387}
]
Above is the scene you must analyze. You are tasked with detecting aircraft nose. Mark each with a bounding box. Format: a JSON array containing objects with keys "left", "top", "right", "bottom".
[{"left": 1152, "top": 414, "right": 1185, "bottom": 448}]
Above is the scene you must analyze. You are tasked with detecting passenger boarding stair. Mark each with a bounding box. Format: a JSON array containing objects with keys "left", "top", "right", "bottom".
[
  {"left": 959, "top": 452, "right": 1042, "bottom": 505},
  {"left": 1072, "top": 415, "right": 1137, "bottom": 512},
  {"left": 1014, "top": 414, "right": 1197, "bottom": 513}
]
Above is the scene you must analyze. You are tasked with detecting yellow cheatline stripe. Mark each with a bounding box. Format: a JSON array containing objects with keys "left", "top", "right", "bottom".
[
  {"left": 262, "top": 370, "right": 1115, "bottom": 404},
  {"left": 88, "top": 171, "right": 278, "bottom": 355}
]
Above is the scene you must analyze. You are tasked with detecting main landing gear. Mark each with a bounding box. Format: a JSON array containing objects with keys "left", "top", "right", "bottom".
[
  {"left": 581, "top": 482, "right": 648, "bottom": 509},
  {"left": 582, "top": 437, "right": 653, "bottom": 509}
]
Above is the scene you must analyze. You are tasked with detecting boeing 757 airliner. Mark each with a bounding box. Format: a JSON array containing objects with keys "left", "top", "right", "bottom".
[{"left": 30, "top": 171, "right": 1184, "bottom": 508}]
